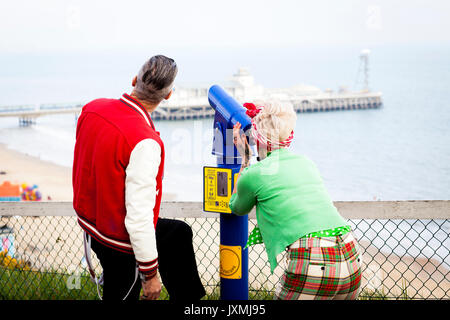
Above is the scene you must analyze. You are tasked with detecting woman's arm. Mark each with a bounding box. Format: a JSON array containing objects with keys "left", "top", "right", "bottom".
[
  {"left": 229, "top": 169, "right": 256, "bottom": 215},
  {"left": 229, "top": 122, "right": 256, "bottom": 215},
  {"left": 233, "top": 163, "right": 248, "bottom": 195},
  {"left": 232, "top": 122, "right": 252, "bottom": 194}
]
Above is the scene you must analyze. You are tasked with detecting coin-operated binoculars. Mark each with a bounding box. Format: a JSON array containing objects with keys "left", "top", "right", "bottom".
[{"left": 203, "top": 85, "right": 253, "bottom": 300}]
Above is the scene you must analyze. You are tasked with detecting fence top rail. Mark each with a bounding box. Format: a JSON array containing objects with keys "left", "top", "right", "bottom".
[{"left": 0, "top": 200, "right": 449, "bottom": 219}]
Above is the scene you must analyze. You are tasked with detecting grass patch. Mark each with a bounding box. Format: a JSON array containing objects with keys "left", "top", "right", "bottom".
[
  {"left": 0, "top": 267, "right": 99, "bottom": 300},
  {"left": 1, "top": 267, "right": 414, "bottom": 300}
]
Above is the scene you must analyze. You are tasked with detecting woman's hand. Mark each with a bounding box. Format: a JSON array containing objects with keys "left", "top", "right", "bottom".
[{"left": 233, "top": 122, "right": 252, "bottom": 167}]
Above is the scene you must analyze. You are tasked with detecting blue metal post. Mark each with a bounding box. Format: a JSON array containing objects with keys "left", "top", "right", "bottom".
[
  {"left": 208, "top": 85, "right": 252, "bottom": 300},
  {"left": 218, "top": 163, "right": 248, "bottom": 300}
]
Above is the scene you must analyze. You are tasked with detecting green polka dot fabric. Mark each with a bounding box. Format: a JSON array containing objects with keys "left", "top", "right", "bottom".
[
  {"left": 302, "top": 225, "right": 352, "bottom": 239},
  {"left": 244, "top": 226, "right": 264, "bottom": 249},
  {"left": 244, "top": 225, "right": 352, "bottom": 249}
]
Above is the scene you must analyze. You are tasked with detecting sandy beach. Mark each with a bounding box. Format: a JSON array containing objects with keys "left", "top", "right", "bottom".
[
  {"left": 0, "top": 143, "right": 176, "bottom": 201},
  {"left": 0, "top": 143, "right": 73, "bottom": 201}
]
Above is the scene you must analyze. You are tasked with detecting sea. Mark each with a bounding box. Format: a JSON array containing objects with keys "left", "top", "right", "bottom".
[{"left": 0, "top": 44, "right": 449, "bottom": 263}]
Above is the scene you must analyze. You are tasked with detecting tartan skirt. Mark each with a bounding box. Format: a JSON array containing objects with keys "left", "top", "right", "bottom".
[{"left": 275, "top": 232, "right": 363, "bottom": 300}]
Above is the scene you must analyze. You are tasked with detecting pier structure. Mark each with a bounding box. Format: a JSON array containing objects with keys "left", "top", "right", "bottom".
[
  {"left": 0, "top": 104, "right": 82, "bottom": 126},
  {"left": 149, "top": 65, "right": 382, "bottom": 120},
  {"left": 0, "top": 89, "right": 382, "bottom": 123},
  {"left": 0, "top": 51, "right": 383, "bottom": 124},
  {"left": 0, "top": 87, "right": 382, "bottom": 124},
  {"left": 292, "top": 92, "right": 382, "bottom": 113},
  {"left": 151, "top": 91, "right": 382, "bottom": 121}
]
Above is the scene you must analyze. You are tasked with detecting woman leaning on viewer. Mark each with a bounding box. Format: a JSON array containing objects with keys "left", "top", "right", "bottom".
[{"left": 229, "top": 101, "right": 363, "bottom": 300}]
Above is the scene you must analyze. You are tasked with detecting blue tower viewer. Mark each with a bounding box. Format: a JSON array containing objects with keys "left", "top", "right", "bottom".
[{"left": 207, "top": 84, "right": 252, "bottom": 300}]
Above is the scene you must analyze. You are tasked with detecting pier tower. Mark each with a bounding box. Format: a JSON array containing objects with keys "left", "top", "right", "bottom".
[{"left": 357, "top": 49, "right": 371, "bottom": 92}]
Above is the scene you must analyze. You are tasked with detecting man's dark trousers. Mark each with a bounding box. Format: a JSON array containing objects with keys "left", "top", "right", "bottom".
[{"left": 90, "top": 218, "right": 206, "bottom": 301}]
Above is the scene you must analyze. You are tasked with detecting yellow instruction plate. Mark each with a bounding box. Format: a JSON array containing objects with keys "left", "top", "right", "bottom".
[
  {"left": 219, "top": 244, "right": 242, "bottom": 279},
  {"left": 203, "top": 166, "right": 232, "bottom": 213}
]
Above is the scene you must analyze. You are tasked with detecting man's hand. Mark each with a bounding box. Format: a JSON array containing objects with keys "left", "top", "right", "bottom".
[{"left": 140, "top": 274, "right": 162, "bottom": 300}]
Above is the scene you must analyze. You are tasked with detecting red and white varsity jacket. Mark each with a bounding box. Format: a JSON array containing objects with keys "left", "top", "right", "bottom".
[{"left": 72, "top": 93, "right": 165, "bottom": 279}]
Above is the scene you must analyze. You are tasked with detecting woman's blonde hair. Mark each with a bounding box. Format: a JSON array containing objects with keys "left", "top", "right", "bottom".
[{"left": 252, "top": 100, "right": 297, "bottom": 142}]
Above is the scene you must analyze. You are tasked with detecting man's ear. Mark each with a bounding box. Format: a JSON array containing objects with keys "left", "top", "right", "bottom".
[
  {"left": 132, "top": 76, "right": 137, "bottom": 87},
  {"left": 164, "top": 90, "right": 173, "bottom": 100}
]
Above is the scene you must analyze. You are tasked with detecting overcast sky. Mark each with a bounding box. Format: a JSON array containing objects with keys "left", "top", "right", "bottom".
[{"left": 0, "top": 0, "right": 449, "bottom": 53}]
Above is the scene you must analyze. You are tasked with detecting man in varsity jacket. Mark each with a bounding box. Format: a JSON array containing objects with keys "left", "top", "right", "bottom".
[{"left": 72, "top": 55, "right": 205, "bottom": 301}]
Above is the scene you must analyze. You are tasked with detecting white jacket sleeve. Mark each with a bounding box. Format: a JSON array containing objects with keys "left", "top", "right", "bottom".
[{"left": 125, "top": 138, "right": 161, "bottom": 278}]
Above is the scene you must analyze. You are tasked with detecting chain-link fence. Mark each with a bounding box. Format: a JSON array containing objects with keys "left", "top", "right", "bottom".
[{"left": 0, "top": 203, "right": 449, "bottom": 300}]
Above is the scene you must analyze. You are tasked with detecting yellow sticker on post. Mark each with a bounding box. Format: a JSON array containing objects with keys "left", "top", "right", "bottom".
[
  {"left": 219, "top": 244, "right": 242, "bottom": 279},
  {"left": 203, "top": 166, "right": 233, "bottom": 213}
]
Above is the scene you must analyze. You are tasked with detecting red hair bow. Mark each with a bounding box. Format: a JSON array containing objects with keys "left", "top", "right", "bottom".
[{"left": 243, "top": 102, "right": 262, "bottom": 118}]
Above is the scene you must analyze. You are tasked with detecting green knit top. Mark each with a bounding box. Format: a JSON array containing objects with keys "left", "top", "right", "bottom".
[{"left": 229, "top": 148, "right": 348, "bottom": 273}]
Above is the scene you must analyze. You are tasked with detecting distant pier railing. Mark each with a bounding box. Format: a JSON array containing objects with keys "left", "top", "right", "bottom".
[
  {"left": 293, "top": 93, "right": 382, "bottom": 113},
  {"left": 0, "top": 200, "right": 448, "bottom": 300},
  {"left": 152, "top": 92, "right": 383, "bottom": 120},
  {"left": 0, "top": 103, "right": 83, "bottom": 126},
  {"left": 0, "top": 92, "right": 382, "bottom": 124}
]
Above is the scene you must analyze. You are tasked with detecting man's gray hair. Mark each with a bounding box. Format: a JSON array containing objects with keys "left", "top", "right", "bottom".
[{"left": 134, "top": 55, "right": 178, "bottom": 104}]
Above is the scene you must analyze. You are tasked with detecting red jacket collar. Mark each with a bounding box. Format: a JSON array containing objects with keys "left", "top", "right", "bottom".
[{"left": 120, "top": 93, "right": 155, "bottom": 130}]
